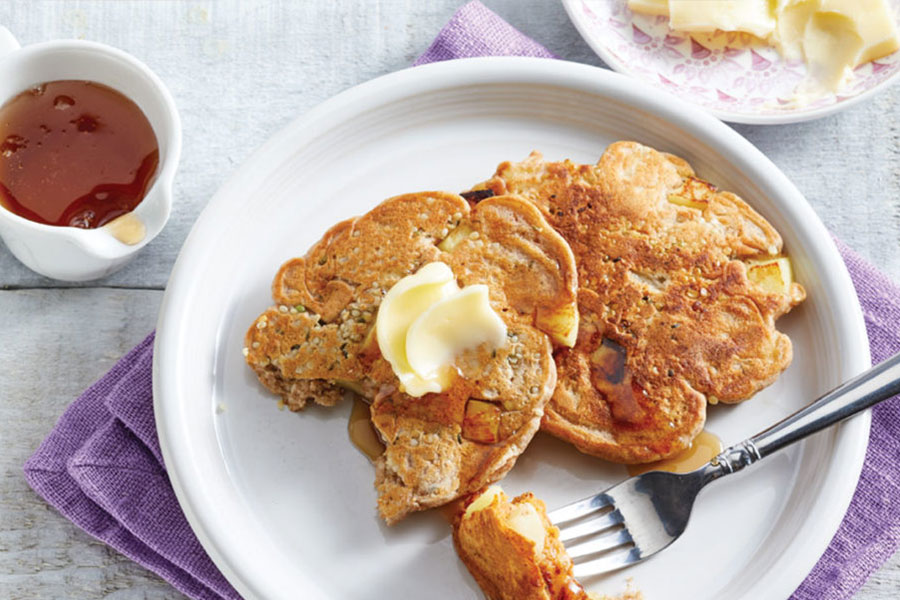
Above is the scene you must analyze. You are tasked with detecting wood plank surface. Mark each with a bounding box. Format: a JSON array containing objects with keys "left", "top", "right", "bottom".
[
  {"left": 0, "top": 289, "right": 173, "bottom": 598},
  {"left": 0, "top": 0, "right": 897, "bottom": 289},
  {"left": 0, "top": 1, "right": 898, "bottom": 598}
]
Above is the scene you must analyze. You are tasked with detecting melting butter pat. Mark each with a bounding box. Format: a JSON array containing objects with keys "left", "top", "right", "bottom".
[
  {"left": 800, "top": 11, "right": 864, "bottom": 92},
  {"left": 816, "top": 0, "right": 900, "bottom": 66},
  {"left": 376, "top": 262, "right": 506, "bottom": 397},
  {"left": 629, "top": 0, "right": 900, "bottom": 93},
  {"left": 667, "top": 0, "right": 777, "bottom": 38},
  {"left": 627, "top": 0, "right": 670, "bottom": 16},
  {"left": 406, "top": 284, "right": 507, "bottom": 388},
  {"left": 791, "top": 0, "right": 900, "bottom": 91}
]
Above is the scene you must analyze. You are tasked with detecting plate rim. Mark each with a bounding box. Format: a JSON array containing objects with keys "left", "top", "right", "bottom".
[
  {"left": 153, "top": 56, "right": 872, "bottom": 600},
  {"left": 560, "top": 0, "right": 900, "bottom": 125}
]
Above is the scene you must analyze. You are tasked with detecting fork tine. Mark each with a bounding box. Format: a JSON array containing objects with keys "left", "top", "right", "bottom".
[
  {"left": 565, "top": 527, "right": 633, "bottom": 560},
  {"left": 556, "top": 509, "right": 624, "bottom": 543},
  {"left": 572, "top": 547, "right": 643, "bottom": 579},
  {"left": 547, "top": 493, "right": 611, "bottom": 525}
]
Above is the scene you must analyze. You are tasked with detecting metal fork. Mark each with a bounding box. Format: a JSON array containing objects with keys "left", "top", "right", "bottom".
[{"left": 548, "top": 351, "right": 900, "bottom": 578}]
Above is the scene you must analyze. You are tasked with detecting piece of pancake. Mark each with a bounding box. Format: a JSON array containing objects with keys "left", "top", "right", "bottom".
[
  {"left": 453, "top": 486, "right": 589, "bottom": 600},
  {"left": 244, "top": 191, "right": 578, "bottom": 524},
  {"left": 469, "top": 142, "right": 805, "bottom": 463},
  {"left": 452, "top": 486, "right": 644, "bottom": 600}
]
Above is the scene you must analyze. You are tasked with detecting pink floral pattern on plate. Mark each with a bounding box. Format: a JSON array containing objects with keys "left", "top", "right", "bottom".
[{"left": 567, "top": 0, "right": 900, "bottom": 121}]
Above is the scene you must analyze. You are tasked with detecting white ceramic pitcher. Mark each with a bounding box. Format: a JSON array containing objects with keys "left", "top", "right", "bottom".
[{"left": 0, "top": 26, "right": 181, "bottom": 281}]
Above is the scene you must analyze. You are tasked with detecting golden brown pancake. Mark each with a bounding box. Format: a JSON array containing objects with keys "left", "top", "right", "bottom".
[
  {"left": 453, "top": 487, "right": 590, "bottom": 600},
  {"left": 244, "top": 191, "right": 578, "bottom": 523},
  {"left": 470, "top": 142, "right": 805, "bottom": 463}
]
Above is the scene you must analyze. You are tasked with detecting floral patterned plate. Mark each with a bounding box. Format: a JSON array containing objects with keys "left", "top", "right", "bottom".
[{"left": 561, "top": 0, "right": 900, "bottom": 123}]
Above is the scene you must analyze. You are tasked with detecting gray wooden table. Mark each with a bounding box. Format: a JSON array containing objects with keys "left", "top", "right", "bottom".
[{"left": 1, "top": 1, "right": 898, "bottom": 598}]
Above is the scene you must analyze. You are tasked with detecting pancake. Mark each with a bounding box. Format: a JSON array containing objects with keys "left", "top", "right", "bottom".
[
  {"left": 452, "top": 486, "right": 643, "bottom": 600},
  {"left": 244, "top": 191, "right": 578, "bottom": 523},
  {"left": 469, "top": 142, "right": 805, "bottom": 463},
  {"left": 452, "top": 486, "right": 589, "bottom": 600}
]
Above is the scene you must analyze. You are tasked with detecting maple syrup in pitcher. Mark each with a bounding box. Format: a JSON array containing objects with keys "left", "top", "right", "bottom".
[{"left": 0, "top": 80, "right": 159, "bottom": 229}]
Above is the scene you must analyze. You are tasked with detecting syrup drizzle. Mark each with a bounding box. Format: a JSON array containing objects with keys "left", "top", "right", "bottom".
[
  {"left": 627, "top": 430, "right": 723, "bottom": 476},
  {"left": 347, "top": 396, "right": 385, "bottom": 462}
]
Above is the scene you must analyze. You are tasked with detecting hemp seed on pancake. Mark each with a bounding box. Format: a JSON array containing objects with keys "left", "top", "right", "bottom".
[
  {"left": 469, "top": 142, "right": 805, "bottom": 463},
  {"left": 244, "top": 191, "right": 578, "bottom": 523}
]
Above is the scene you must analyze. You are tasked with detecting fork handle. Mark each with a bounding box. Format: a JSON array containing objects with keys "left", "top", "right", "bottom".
[{"left": 709, "top": 350, "right": 900, "bottom": 477}]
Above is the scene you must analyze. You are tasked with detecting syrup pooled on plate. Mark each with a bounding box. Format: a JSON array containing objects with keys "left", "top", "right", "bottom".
[
  {"left": 0, "top": 80, "right": 159, "bottom": 229},
  {"left": 348, "top": 396, "right": 385, "bottom": 462},
  {"left": 627, "top": 430, "right": 723, "bottom": 476}
]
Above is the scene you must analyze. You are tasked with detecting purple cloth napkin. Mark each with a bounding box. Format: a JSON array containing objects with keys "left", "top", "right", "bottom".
[
  {"left": 24, "top": 334, "right": 241, "bottom": 600},
  {"left": 23, "top": 2, "right": 900, "bottom": 599}
]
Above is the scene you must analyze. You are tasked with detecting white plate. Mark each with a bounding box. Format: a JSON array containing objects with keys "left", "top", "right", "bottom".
[
  {"left": 154, "top": 57, "right": 871, "bottom": 600},
  {"left": 561, "top": 0, "right": 900, "bottom": 124}
]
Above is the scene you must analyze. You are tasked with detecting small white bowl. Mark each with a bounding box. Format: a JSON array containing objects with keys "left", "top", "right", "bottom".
[
  {"left": 562, "top": 0, "right": 900, "bottom": 124},
  {"left": 0, "top": 27, "right": 181, "bottom": 281}
]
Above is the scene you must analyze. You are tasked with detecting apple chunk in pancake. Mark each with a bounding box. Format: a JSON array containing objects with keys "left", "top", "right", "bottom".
[
  {"left": 470, "top": 142, "right": 805, "bottom": 463},
  {"left": 244, "top": 191, "right": 578, "bottom": 523}
]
